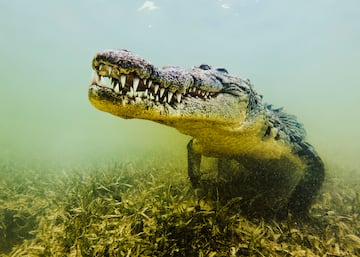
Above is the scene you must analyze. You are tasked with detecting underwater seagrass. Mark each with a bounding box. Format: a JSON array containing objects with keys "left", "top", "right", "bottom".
[{"left": 88, "top": 49, "right": 324, "bottom": 218}]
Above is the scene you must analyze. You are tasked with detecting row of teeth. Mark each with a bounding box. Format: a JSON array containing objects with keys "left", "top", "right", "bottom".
[{"left": 93, "top": 65, "right": 216, "bottom": 104}]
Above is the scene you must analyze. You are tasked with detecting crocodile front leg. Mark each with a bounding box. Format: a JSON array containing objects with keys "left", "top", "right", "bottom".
[{"left": 187, "top": 139, "right": 201, "bottom": 188}]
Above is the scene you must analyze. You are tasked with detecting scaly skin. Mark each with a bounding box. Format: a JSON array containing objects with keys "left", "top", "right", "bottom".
[{"left": 88, "top": 49, "right": 324, "bottom": 218}]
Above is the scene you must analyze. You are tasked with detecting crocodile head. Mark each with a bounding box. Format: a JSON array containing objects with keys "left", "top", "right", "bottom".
[{"left": 88, "top": 49, "right": 261, "bottom": 139}]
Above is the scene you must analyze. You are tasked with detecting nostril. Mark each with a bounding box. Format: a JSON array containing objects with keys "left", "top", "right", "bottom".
[
  {"left": 216, "top": 68, "right": 228, "bottom": 74},
  {"left": 199, "top": 64, "right": 211, "bottom": 70}
]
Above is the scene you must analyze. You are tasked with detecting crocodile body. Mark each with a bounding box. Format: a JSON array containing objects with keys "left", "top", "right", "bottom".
[{"left": 88, "top": 49, "right": 324, "bottom": 218}]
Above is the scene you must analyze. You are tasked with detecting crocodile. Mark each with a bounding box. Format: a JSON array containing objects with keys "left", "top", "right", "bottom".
[{"left": 88, "top": 49, "right": 324, "bottom": 218}]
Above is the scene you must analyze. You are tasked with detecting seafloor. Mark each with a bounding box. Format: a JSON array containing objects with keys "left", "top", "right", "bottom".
[{"left": 0, "top": 159, "right": 359, "bottom": 257}]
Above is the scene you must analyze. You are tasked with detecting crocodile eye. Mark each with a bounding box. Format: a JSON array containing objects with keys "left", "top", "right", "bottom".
[
  {"left": 199, "top": 64, "right": 211, "bottom": 70},
  {"left": 216, "top": 68, "right": 228, "bottom": 74}
]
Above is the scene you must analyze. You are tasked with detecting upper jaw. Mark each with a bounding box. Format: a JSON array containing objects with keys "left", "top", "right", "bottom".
[{"left": 92, "top": 49, "right": 154, "bottom": 80}]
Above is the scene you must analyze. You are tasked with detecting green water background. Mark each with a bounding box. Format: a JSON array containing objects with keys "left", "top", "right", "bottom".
[{"left": 0, "top": 0, "right": 359, "bottom": 170}]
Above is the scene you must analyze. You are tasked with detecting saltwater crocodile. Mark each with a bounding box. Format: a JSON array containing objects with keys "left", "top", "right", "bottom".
[{"left": 88, "top": 49, "right": 324, "bottom": 218}]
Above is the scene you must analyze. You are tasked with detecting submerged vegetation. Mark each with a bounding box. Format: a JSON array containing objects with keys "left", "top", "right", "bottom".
[{"left": 0, "top": 159, "right": 360, "bottom": 256}]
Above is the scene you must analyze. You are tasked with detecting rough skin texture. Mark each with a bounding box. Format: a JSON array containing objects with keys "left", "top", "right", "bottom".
[{"left": 88, "top": 49, "right": 324, "bottom": 218}]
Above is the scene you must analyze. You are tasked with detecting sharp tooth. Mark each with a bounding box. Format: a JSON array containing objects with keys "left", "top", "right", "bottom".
[
  {"left": 133, "top": 77, "right": 140, "bottom": 91},
  {"left": 149, "top": 93, "right": 154, "bottom": 100},
  {"left": 108, "top": 66, "right": 112, "bottom": 75},
  {"left": 159, "top": 88, "right": 165, "bottom": 98},
  {"left": 148, "top": 80, "right": 152, "bottom": 88},
  {"left": 91, "top": 71, "right": 98, "bottom": 84},
  {"left": 154, "top": 84, "right": 159, "bottom": 94},
  {"left": 129, "top": 87, "right": 135, "bottom": 97},
  {"left": 143, "top": 79, "right": 147, "bottom": 86},
  {"left": 167, "top": 92, "right": 173, "bottom": 103},
  {"left": 105, "top": 77, "right": 111, "bottom": 87},
  {"left": 120, "top": 75, "right": 126, "bottom": 88},
  {"left": 114, "top": 83, "right": 119, "bottom": 93},
  {"left": 100, "top": 76, "right": 106, "bottom": 87},
  {"left": 155, "top": 95, "right": 159, "bottom": 102},
  {"left": 176, "top": 93, "right": 182, "bottom": 103},
  {"left": 99, "top": 64, "right": 103, "bottom": 71}
]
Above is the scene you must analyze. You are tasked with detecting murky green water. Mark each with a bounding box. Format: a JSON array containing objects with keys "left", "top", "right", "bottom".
[
  {"left": 1, "top": 1, "right": 360, "bottom": 255},
  {"left": 1, "top": 0, "right": 359, "bottom": 169}
]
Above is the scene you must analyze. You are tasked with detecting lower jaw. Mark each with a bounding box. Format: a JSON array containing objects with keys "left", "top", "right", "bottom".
[
  {"left": 88, "top": 85, "right": 240, "bottom": 133},
  {"left": 88, "top": 85, "right": 175, "bottom": 121},
  {"left": 88, "top": 88, "right": 219, "bottom": 131},
  {"left": 88, "top": 84, "right": 181, "bottom": 109}
]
